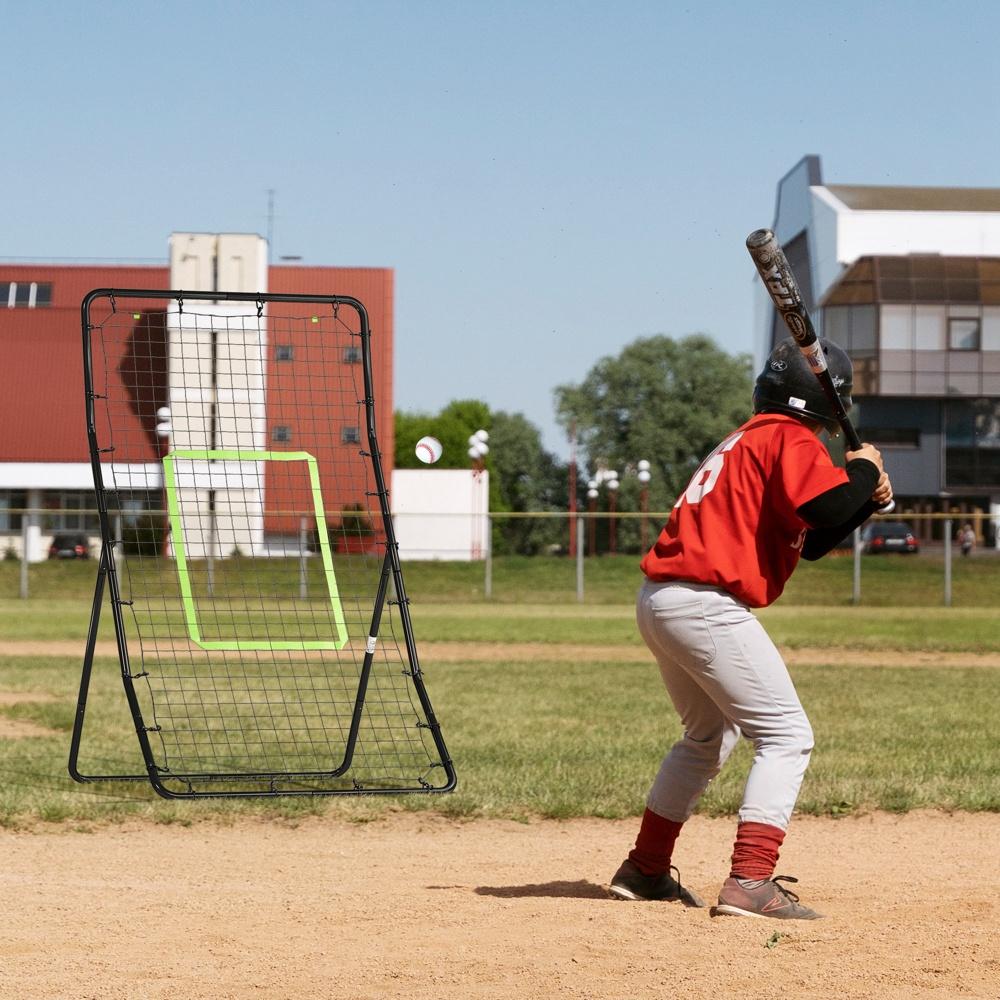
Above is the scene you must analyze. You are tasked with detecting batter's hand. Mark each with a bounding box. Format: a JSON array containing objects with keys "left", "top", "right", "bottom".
[
  {"left": 871, "top": 471, "right": 893, "bottom": 507},
  {"left": 846, "top": 443, "right": 884, "bottom": 475}
]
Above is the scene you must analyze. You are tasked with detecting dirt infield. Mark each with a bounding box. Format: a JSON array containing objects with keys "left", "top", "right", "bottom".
[{"left": 1, "top": 811, "right": 997, "bottom": 999}]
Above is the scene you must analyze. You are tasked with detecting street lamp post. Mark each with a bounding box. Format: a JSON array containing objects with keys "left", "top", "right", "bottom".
[
  {"left": 606, "top": 472, "right": 619, "bottom": 556},
  {"left": 637, "top": 459, "right": 651, "bottom": 552},
  {"left": 467, "top": 428, "right": 489, "bottom": 473},
  {"left": 568, "top": 422, "right": 578, "bottom": 559},
  {"left": 155, "top": 406, "right": 172, "bottom": 558},
  {"left": 468, "top": 429, "right": 490, "bottom": 562},
  {"left": 586, "top": 480, "right": 598, "bottom": 556}
]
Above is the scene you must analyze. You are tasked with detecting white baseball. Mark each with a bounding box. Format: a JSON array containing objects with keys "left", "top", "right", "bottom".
[{"left": 415, "top": 435, "right": 443, "bottom": 464}]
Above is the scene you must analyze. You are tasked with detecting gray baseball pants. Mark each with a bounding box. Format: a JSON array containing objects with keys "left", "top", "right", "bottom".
[{"left": 635, "top": 578, "right": 814, "bottom": 830}]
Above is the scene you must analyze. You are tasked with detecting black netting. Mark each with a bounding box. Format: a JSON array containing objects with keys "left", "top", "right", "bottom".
[{"left": 70, "top": 291, "right": 454, "bottom": 797}]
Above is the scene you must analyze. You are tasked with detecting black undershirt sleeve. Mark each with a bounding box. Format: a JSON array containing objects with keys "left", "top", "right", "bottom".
[{"left": 796, "top": 458, "right": 881, "bottom": 561}]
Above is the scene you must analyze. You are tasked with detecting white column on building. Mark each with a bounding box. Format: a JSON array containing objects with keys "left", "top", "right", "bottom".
[
  {"left": 25, "top": 488, "right": 44, "bottom": 563},
  {"left": 166, "top": 233, "right": 269, "bottom": 559}
]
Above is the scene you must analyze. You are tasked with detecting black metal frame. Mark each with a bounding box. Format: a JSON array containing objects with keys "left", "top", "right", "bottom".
[{"left": 69, "top": 288, "right": 456, "bottom": 798}]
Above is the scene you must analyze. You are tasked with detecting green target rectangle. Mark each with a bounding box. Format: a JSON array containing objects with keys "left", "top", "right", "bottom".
[{"left": 162, "top": 449, "right": 348, "bottom": 651}]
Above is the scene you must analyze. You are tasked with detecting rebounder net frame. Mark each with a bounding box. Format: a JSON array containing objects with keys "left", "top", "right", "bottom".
[{"left": 69, "top": 288, "right": 455, "bottom": 798}]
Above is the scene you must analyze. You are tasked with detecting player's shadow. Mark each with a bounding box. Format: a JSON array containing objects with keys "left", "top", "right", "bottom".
[{"left": 472, "top": 880, "right": 609, "bottom": 900}]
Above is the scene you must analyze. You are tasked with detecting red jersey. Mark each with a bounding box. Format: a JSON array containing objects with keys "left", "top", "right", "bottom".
[{"left": 640, "top": 413, "right": 849, "bottom": 607}]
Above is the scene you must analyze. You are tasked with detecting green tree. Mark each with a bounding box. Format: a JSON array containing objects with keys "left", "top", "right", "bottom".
[
  {"left": 394, "top": 401, "right": 574, "bottom": 555},
  {"left": 489, "top": 410, "right": 573, "bottom": 555},
  {"left": 395, "top": 399, "right": 492, "bottom": 470},
  {"left": 554, "top": 334, "right": 753, "bottom": 550}
]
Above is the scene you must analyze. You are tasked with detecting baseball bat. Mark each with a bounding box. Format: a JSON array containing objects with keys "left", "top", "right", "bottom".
[{"left": 746, "top": 228, "right": 894, "bottom": 513}]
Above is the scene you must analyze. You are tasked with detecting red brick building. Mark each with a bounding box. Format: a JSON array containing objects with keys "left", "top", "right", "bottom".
[{"left": 0, "top": 239, "right": 394, "bottom": 560}]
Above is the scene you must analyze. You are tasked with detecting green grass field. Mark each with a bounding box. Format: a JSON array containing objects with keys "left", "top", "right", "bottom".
[{"left": 0, "top": 554, "right": 997, "bottom": 827}]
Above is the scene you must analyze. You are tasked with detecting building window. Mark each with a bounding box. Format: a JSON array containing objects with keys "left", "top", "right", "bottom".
[
  {"left": 2, "top": 282, "right": 52, "bottom": 308},
  {"left": 914, "top": 306, "right": 946, "bottom": 350},
  {"left": 41, "top": 491, "right": 100, "bottom": 531},
  {"left": 275, "top": 344, "right": 293, "bottom": 361},
  {"left": 272, "top": 425, "right": 292, "bottom": 443},
  {"left": 822, "top": 304, "right": 876, "bottom": 358},
  {"left": 342, "top": 345, "right": 362, "bottom": 364},
  {"left": 857, "top": 427, "right": 920, "bottom": 448},
  {"left": 341, "top": 426, "right": 361, "bottom": 444},
  {"left": 118, "top": 492, "right": 160, "bottom": 530},
  {"left": 945, "top": 398, "right": 1000, "bottom": 488},
  {"left": 0, "top": 491, "right": 28, "bottom": 531},
  {"left": 881, "top": 305, "right": 913, "bottom": 350},
  {"left": 949, "top": 317, "right": 980, "bottom": 351}
]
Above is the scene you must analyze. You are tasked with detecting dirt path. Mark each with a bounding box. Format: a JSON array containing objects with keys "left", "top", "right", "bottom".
[
  {"left": 0, "top": 717, "right": 59, "bottom": 739},
  {"left": 0, "top": 691, "right": 61, "bottom": 738},
  {"left": 1, "top": 811, "right": 997, "bottom": 999},
  {"left": 3, "top": 639, "right": 1000, "bottom": 667}
]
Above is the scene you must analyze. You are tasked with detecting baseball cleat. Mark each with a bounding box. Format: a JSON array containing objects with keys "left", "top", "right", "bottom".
[
  {"left": 709, "top": 875, "right": 823, "bottom": 920},
  {"left": 608, "top": 860, "right": 705, "bottom": 906}
]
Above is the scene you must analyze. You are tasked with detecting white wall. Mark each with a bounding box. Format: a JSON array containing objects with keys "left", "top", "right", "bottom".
[
  {"left": 810, "top": 187, "right": 1000, "bottom": 301},
  {"left": 808, "top": 189, "right": 845, "bottom": 305},
  {"left": 165, "top": 235, "right": 269, "bottom": 559},
  {"left": 838, "top": 207, "right": 1000, "bottom": 262},
  {"left": 0, "top": 463, "right": 97, "bottom": 489},
  {"left": 391, "top": 469, "right": 490, "bottom": 561},
  {"left": 168, "top": 233, "right": 268, "bottom": 294}
]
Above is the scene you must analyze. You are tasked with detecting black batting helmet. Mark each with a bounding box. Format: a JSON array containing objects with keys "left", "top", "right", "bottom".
[{"left": 752, "top": 337, "right": 853, "bottom": 431}]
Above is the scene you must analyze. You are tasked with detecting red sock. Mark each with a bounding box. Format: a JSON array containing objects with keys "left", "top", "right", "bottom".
[
  {"left": 729, "top": 821, "right": 785, "bottom": 880},
  {"left": 627, "top": 808, "right": 684, "bottom": 876}
]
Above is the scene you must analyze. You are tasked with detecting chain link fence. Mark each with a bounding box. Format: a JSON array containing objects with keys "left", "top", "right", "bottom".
[{"left": 2, "top": 507, "right": 997, "bottom": 605}]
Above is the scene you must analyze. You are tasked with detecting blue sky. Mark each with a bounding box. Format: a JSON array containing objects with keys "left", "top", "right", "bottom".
[{"left": 5, "top": 1, "right": 1000, "bottom": 457}]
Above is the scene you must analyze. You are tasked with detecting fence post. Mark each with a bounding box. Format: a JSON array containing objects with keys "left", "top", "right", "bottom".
[
  {"left": 20, "top": 515, "right": 29, "bottom": 599},
  {"left": 576, "top": 514, "right": 585, "bottom": 603},
  {"left": 114, "top": 513, "right": 122, "bottom": 577},
  {"left": 484, "top": 514, "right": 493, "bottom": 599},
  {"left": 206, "top": 505, "right": 216, "bottom": 597},
  {"left": 943, "top": 518, "right": 952, "bottom": 607},
  {"left": 299, "top": 515, "right": 308, "bottom": 600},
  {"left": 852, "top": 526, "right": 861, "bottom": 605}
]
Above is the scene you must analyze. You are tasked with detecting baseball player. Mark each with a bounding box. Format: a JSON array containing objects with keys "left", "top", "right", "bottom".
[{"left": 609, "top": 337, "right": 893, "bottom": 919}]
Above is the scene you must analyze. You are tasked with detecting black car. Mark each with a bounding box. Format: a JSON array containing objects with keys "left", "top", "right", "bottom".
[
  {"left": 48, "top": 532, "right": 91, "bottom": 559},
  {"left": 861, "top": 521, "right": 919, "bottom": 554}
]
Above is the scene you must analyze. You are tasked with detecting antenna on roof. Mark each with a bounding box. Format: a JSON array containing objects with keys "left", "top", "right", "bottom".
[{"left": 266, "top": 188, "right": 275, "bottom": 264}]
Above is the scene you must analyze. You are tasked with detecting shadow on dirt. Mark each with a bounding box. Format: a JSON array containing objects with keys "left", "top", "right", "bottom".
[{"left": 471, "top": 880, "right": 609, "bottom": 899}]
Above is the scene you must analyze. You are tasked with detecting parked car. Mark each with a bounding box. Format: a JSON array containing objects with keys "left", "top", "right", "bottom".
[
  {"left": 861, "top": 521, "right": 919, "bottom": 554},
  {"left": 48, "top": 532, "right": 91, "bottom": 559}
]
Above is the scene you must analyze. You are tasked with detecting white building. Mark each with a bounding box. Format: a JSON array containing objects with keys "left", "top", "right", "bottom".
[
  {"left": 391, "top": 469, "right": 490, "bottom": 560},
  {"left": 756, "top": 156, "right": 1000, "bottom": 543}
]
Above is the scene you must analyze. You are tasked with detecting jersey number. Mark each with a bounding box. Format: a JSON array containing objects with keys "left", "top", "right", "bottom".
[{"left": 675, "top": 431, "right": 744, "bottom": 508}]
